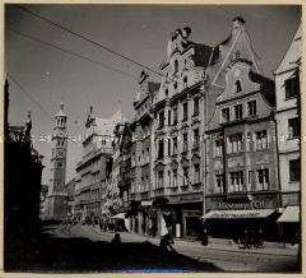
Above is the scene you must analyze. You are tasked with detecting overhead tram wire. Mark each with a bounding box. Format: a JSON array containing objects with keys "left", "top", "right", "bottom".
[
  {"left": 7, "top": 74, "right": 53, "bottom": 120},
  {"left": 13, "top": 6, "right": 212, "bottom": 90},
  {"left": 8, "top": 28, "right": 138, "bottom": 81},
  {"left": 13, "top": 5, "right": 164, "bottom": 78}
]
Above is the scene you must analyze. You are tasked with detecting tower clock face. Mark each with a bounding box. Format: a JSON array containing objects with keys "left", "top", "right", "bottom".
[{"left": 57, "top": 150, "right": 64, "bottom": 158}]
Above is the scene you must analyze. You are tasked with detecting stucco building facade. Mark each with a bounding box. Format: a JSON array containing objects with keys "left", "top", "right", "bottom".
[
  {"left": 74, "top": 107, "right": 122, "bottom": 222},
  {"left": 274, "top": 25, "right": 301, "bottom": 207}
]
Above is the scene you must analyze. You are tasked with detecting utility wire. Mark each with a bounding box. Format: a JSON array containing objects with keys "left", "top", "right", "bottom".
[
  {"left": 8, "top": 28, "right": 138, "bottom": 81},
  {"left": 14, "top": 5, "right": 163, "bottom": 78},
  {"left": 7, "top": 74, "right": 53, "bottom": 119}
]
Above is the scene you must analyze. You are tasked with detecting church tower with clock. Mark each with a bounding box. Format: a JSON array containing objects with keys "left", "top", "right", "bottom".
[{"left": 46, "top": 102, "right": 68, "bottom": 221}]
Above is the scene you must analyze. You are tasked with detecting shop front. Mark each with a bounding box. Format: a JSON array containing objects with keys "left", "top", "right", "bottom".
[
  {"left": 158, "top": 193, "right": 203, "bottom": 239},
  {"left": 277, "top": 206, "right": 300, "bottom": 244},
  {"left": 204, "top": 193, "right": 281, "bottom": 241}
]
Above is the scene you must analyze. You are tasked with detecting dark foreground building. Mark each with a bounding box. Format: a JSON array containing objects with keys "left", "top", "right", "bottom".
[{"left": 4, "top": 79, "right": 44, "bottom": 269}]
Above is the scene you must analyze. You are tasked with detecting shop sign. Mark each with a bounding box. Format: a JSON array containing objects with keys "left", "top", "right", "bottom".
[
  {"left": 207, "top": 194, "right": 279, "bottom": 210},
  {"left": 141, "top": 201, "right": 152, "bottom": 206},
  {"left": 217, "top": 200, "right": 264, "bottom": 210},
  {"left": 180, "top": 195, "right": 203, "bottom": 202}
]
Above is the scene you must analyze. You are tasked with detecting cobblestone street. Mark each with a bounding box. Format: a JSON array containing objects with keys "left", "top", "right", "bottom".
[{"left": 46, "top": 224, "right": 300, "bottom": 272}]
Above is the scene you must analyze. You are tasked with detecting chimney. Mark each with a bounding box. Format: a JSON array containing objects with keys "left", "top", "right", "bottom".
[{"left": 232, "top": 16, "right": 246, "bottom": 38}]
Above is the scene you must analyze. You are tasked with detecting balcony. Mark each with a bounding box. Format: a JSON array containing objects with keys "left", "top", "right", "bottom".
[
  {"left": 153, "top": 187, "right": 165, "bottom": 197},
  {"left": 141, "top": 191, "right": 149, "bottom": 200},
  {"left": 180, "top": 184, "right": 189, "bottom": 192},
  {"left": 191, "top": 182, "right": 202, "bottom": 191}
]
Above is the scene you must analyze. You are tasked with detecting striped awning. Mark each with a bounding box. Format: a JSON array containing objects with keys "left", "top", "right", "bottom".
[
  {"left": 277, "top": 206, "right": 300, "bottom": 223},
  {"left": 201, "top": 209, "right": 275, "bottom": 220}
]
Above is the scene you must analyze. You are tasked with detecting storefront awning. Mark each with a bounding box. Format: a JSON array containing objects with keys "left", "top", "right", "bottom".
[
  {"left": 111, "top": 213, "right": 127, "bottom": 219},
  {"left": 277, "top": 206, "right": 300, "bottom": 223},
  {"left": 201, "top": 209, "right": 275, "bottom": 220}
]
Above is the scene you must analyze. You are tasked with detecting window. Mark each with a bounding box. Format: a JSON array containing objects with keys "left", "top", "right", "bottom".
[
  {"left": 168, "top": 110, "right": 171, "bottom": 126},
  {"left": 215, "top": 139, "right": 223, "bottom": 157},
  {"left": 168, "top": 139, "right": 171, "bottom": 156},
  {"left": 173, "top": 107, "right": 178, "bottom": 125},
  {"left": 289, "top": 159, "right": 300, "bottom": 182},
  {"left": 168, "top": 170, "right": 171, "bottom": 188},
  {"left": 193, "top": 129, "right": 200, "bottom": 149},
  {"left": 173, "top": 169, "right": 178, "bottom": 187},
  {"left": 183, "top": 76, "right": 188, "bottom": 88},
  {"left": 183, "top": 102, "right": 188, "bottom": 121},
  {"left": 183, "top": 167, "right": 189, "bottom": 186},
  {"left": 229, "top": 171, "right": 244, "bottom": 192},
  {"left": 248, "top": 170, "right": 253, "bottom": 190},
  {"left": 159, "top": 111, "right": 164, "bottom": 129},
  {"left": 182, "top": 133, "right": 188, "bottom": 153},
  {"left": 173, "top": 137, "right": 178, "bottom": 155},
  {"left": 216, "top": 173, "right": 224, "bottom": 188},
  {"left": 246, "top": 132, "right": 252, "bottom": 152},
  {"left": 221, "top": 107, "right": 230, "bottom": 122},
  {"left": 234, "top": 104, "right": 243, "bottom": 120},
  {"left": 227, "top": 133, "right": 242, "bottom": 154},
  {"left": 247, "top": 100, "right": 257, "bottom": 116},
  {"left": 288, "top": 118, "right": 300, "bottom": 139},
  {"left": 158, "top": 170, "right": 164, "bottom": 188},
  {"left": 174, "top": 81, "right": 178, "bottom": 90},
  {"left": 257, "top": 169, "right": 269, "bottom": 190},
  {"left": 235, "top": 80, "right": 242, "bottom": 93},
  {"left": 194, "top": 98, "right": 199, "bottom": 116},
  {"left": 285, "top": 76, "right": 299, "bottom": 99},
  {"left": 158, "top": 140, "right": 164, "bottom": 159},
  {"left": 194, "top": 164, "right": 200, "bottom": 184},
  {"left": 255, "top": 130, "right": 268, "bottom": 150},
  {"left": 165, "top": 88, "right": 169, "bottom": 97},
  {"left": 174, "top": 59, "right": 179, "bottom": 74}
]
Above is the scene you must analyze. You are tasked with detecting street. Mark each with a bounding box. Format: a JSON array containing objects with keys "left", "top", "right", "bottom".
[{"left": 35, "top": 224, "right": 299, "bottom": 273}]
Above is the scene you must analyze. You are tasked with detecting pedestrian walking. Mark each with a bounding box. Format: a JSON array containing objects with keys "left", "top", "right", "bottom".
[
  {"left": 159, "top": 232, "right": 175, "bottom": 252},
  {"left": 111, "top": 233, "right": 121, "bottom": 245}
]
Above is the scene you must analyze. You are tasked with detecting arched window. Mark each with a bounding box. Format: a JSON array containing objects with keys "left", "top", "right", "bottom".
[
  {"left": 174, "top": 60, "right": 179, "bottom": 74},
  {"left": 183, "top": 76, "right": 188, "bottom": 88},
  {"left": 235, "top": 80, "right": 242, "bottom": 93}
]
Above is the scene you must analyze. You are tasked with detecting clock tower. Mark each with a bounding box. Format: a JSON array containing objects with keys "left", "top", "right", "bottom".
[{"left": 47, "top": 102, "right": 68, "bottom": 221}]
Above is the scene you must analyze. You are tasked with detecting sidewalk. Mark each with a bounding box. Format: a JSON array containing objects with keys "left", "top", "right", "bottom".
[{"left": 88, "top": 225, "right": 299, "bottom": 257}]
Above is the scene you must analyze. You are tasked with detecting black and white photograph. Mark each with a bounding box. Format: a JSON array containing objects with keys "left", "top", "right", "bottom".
[{"left": 4, "top": 3, "right": 303, "bottom": 274}]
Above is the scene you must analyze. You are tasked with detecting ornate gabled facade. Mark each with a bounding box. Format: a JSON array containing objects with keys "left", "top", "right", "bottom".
[
  {"left": 203, "top": 17, "right": 280, "bottom": 240},
  {"left": 149, "top": 26, "right": 217, "bottom": 238}
]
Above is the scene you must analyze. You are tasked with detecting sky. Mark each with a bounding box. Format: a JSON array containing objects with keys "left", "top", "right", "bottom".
[{"left": 5, "top": 4, "right": 301, "bottom": 185}]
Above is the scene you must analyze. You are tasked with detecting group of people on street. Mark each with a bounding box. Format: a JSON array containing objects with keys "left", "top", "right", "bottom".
[{"left": 235, "top": 228, "right": 264, "bottom": 249}]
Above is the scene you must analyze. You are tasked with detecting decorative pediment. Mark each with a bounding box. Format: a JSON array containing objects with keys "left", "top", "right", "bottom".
[
  {"left": 154, "top": 161, "right": 165, "bottom": 171},
  {"left": 170, "top": 159, "right": 178, "bottom": 169},
  {"left": 217, "top": 61, "right": 260, "bottom": 104},
  {"left": 191, "top": 154, "right": 201, "bottom": 164},
  {"left": 180, "top": 157, "right": 190, "bottom": 168}
]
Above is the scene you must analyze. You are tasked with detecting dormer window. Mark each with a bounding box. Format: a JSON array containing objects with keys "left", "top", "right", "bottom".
[
  {"left": 183, "top": 76, "right": 188, "bottom": 88},
  {"left": 165, "top": 88, "right": 169, "bottom": 97},
  {"left": 285, "top": 76, "right": 299, "bottom": 99},
  {"left": 221, "top": 107, "right": 230, "bottom": 123},
  {"left": 174, "top": 60, "right": 179, "bottom": 74},
  {"left": 235, "top": 80, "right": 242, "bottom": 93}
]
